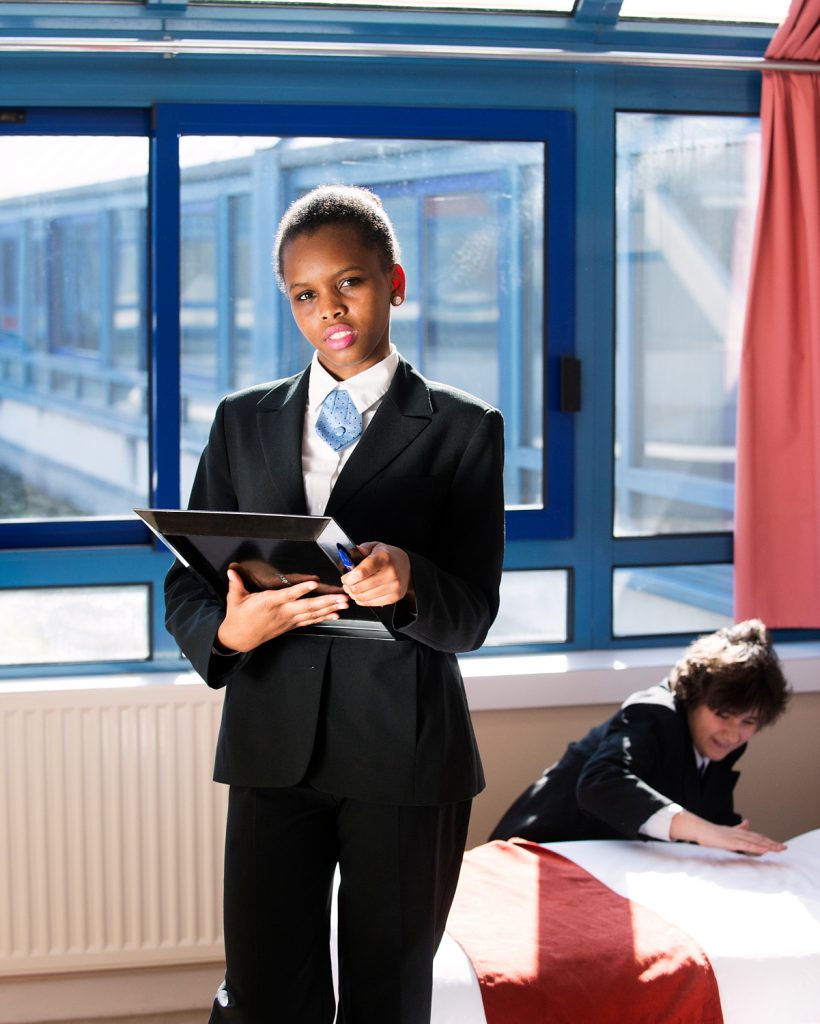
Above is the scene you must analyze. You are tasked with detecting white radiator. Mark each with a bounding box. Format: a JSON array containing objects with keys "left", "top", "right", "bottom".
[{"left": 0, "top": 678, "right": 228, "bottom": 977}]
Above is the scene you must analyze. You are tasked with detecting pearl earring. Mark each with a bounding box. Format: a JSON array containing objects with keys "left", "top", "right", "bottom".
[{"left": 391, "top": 295, "right": 403, "bottom": 307}]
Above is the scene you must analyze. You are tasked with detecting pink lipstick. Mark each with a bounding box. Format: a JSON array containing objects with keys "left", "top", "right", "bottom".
[{"left": 323, "top": 324, "right": 356, "bottom": 350}]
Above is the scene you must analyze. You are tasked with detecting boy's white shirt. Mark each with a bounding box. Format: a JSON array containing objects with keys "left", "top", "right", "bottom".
[{"left": 302, "top": 345, "right": 400, "bottom": 516}]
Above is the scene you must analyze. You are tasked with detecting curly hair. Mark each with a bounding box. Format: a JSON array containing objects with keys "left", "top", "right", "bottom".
[
  {"left": 669, "top": 618, "right": 790, "bottom": 728},
  {"left": 272, "top": 184, "right": 401, "bottom": 291}
]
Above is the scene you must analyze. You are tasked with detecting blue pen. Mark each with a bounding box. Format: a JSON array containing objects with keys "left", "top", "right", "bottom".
[{"left": 337, "top": 543, "right": 356, "bottom": 572}]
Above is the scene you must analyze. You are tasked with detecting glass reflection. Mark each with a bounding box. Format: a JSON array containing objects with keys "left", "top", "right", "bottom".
[
  {"left": 178, "top": 136, "right": 545, "bottom": 511},
  {"left": 0, "top": 136, "right": 149, "bottom": 520},
  {"left": 613, "top": 564, "right": 733, "bottom": 638},
  {"left": 0, "top": 585, "right": 150, "bottom": 665},
  {"left": 615, "top": 114, "right": 760, "bottom": 537},
  {"left": 485, "top": 569, "right": 568, "bottom": 646}
]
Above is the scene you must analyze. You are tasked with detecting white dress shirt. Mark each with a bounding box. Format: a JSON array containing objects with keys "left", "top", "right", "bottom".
[{"left": 302, "top": 345, "right": 400, "bottom": 515}]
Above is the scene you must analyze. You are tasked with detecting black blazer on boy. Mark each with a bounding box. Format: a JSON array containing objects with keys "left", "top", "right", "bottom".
[
  {"left": 164, "top": 356, "right": 505, "bottom": 806},
  {"left": 490, "top": 681, "right": 745, "bottom": 842}
]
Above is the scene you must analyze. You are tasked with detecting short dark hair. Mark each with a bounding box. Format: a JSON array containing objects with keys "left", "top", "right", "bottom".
[
  {"left": 670, "top": 618, "right": 790, "bottom": 728},
  {"left": 272, "top": 184, "right": 401, "bottom": 291}
]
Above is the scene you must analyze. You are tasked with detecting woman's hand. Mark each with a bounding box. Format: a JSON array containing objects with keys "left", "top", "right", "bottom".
[
  {"left": 231, "top": 559, "right": 344, "bottom": 595},
  {"left": 670, "top": 810, "right": 787, "bottom": 855},
  {"left": 340, "top": 541, "right": 415, "bottom": 610},
  {"left": 216, "top": 567, "right": 348, "bottom": 653}
]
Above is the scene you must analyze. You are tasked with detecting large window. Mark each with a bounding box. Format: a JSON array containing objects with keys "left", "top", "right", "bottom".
[
  {"left": 0, "top": 83, "right": 782, "bottom": 671},
  {"left": 0, "top": 1, "right": 799, "bottom": 673},
  {"left": 0, "top": 106, "right": 574, "bottom": 671},
  {"left": 1, "top": 96, "right": 784, "bottom": 669}
]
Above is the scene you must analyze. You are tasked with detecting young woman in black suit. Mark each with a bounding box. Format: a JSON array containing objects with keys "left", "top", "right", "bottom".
[
  {"left": 490, "top": 619, "right": 790, "bottom": 855},
  {"left": 164, "top": 185, "right": 505, "bottom": 1024}
]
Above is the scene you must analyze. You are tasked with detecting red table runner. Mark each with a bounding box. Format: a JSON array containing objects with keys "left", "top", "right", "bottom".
[{"left": 446, "top": 839, "right": 723, "bottom": 1024}]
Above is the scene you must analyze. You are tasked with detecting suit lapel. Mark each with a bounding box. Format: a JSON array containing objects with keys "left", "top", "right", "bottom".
[
  {"left": 255, "top": 368, "right": 310, "bottom": 514},
  {"left": 325, "top": 358, "right": 433, "bottom": 518}
]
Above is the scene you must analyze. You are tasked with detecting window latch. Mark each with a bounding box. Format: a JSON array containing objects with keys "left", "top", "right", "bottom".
[{"left": 559, "top": 356, "right": 581, "bottom": 413}]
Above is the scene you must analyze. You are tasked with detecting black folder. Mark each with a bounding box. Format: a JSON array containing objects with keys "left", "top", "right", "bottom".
[{"left": 135, "top": 508, "right": 397, "bottom": 640}]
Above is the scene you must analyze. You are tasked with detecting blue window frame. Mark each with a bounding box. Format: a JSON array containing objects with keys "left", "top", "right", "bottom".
[
  {"left": 0, "top": 110, "right": 152, "bottom": 549},
  {"left": 0, "top": 102, "right": 575, "bottom": 675},
  {"left": 157, "top": 104, "right": 575, "bottom": 538}
]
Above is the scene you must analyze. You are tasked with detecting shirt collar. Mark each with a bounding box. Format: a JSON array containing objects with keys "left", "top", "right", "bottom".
[{"left": 307, "top": 345, "right": 399, "bottom": 414}]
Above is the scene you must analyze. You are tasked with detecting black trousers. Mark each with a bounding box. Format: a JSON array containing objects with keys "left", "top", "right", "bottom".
[{"left": 209, "top": 784, "right": 471, "bottom": 1024}]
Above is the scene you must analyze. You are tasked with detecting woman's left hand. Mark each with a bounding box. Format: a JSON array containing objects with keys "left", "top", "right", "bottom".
[{"left": 341, "top": 541, "right": 415, "bottom": 609}]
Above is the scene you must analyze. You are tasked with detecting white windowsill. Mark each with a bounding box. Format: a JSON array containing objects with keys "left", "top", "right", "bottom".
[
  {"left": 4, "top": 641, "right": 820, "bottom": 709},
  {"left": 461, "top": 641, "right": 820, "bottom": 709}
]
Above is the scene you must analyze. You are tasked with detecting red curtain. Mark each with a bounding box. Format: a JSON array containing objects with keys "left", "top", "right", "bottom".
[{"left": 734, "top": 0, "right": 820, "bottom": 626}]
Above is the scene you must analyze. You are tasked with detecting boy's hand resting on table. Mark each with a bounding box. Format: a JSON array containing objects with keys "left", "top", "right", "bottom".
[
  {"left": 216, "top": 566, "right": 349, "bottom": 653},
  {"left": 340, "top": 541, "right": 416, "bottom": 611},
  {"left": 670, "top": 809, "right": 787, "bottom": 855}
]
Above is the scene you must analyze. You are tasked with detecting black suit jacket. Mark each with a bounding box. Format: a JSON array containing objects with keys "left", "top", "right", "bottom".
[
  {"left": 490, "top": 682, "right": 745, "bottom": 842},
  {"left": 164, "top": 356, "right": 505, "bottom": 805}
]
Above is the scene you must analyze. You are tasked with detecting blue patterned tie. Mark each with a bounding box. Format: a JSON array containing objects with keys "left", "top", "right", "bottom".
[{"left": 315, "top": 389, "right": 363, "bottom": 452}]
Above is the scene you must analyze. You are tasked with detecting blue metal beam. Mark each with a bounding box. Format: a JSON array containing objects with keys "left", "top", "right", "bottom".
[
  {"left": 574, "top": 0, "right": 623, "bottom": 26},
  {"left": 0, "top": 3, "right": 777, "bottom": 59}
]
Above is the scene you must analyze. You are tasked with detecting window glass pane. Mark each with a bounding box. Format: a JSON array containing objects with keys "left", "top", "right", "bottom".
[
  {"left": 51, "top": 216, "right": 101, "bottom": 355},
  {"left": 619, "top": 0, "right": 788, "bottom": 21},
  {"left": 615, "top": 114, "right": 759, "bottom": 537},
  {"left": 181, "top": 200, "right": 218, "bottom": 383},
  {"left": 520, "top": 164, "right": 545, "bottom": 507},
  {"left": 484, "top": 569, "right": 568, "bottom": 646},
  {"left": 613, "top": 564, "right": 733, "bottom": 638},
  {"left": 179, "top": 137, "right": 283, "bottom": 486},
  {"left": 112, "top": 208, "right": 145, "bottom": 371},
  {"left": 0, "top": 585, "right": 150, "bottom": 665},
  {"left": 425, "top": 191, "right": 499, "bottom": 399},
  {"left": 0, "top": 136, "right": 149, "bottom": 520},
  {"left": 178, "top": 136, "right": 545, "bottom": 512},
  {"left": 230, "top": 193, "right": 254, "bottom": 391}
]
